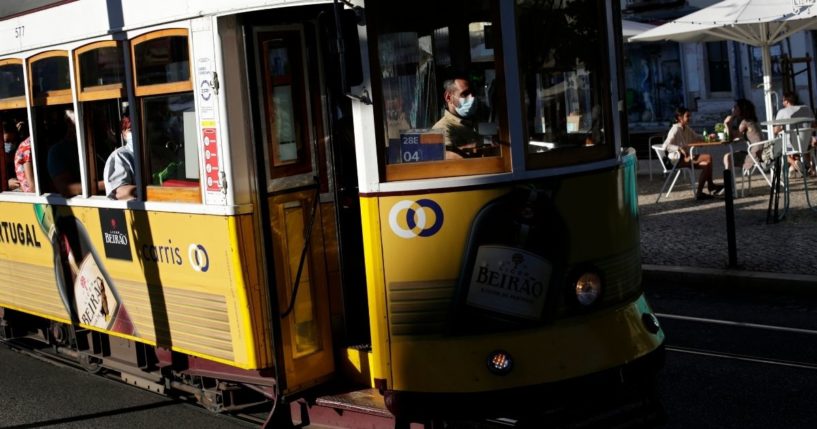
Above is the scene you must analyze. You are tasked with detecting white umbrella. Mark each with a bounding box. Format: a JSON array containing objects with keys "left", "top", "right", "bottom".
[
  {"left": 630, "top": 0, "right": 817, "bottom": 133},
  {"left": 622, "top": 20, "right": 656, "bottom": 39}
]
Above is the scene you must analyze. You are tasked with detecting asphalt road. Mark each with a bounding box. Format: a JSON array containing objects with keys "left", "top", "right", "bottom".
[
  {"left": 0, "top": 343, "right": 253, "bottom": 428},
  {"left": 647, "top": 279, "right": 817, "bottom": 428}
]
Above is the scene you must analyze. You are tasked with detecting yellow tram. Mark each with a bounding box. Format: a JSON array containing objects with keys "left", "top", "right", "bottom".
[{"left": 0, "top": 0, "right": 664, "bottom": 426}]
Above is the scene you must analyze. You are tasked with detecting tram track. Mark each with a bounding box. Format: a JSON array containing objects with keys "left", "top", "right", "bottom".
[{"left": 656, "top": 311, "right": 817, "bottom": 371}]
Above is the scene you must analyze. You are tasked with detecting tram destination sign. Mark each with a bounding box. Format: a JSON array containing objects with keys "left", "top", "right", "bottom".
[{"left": 399, "top": 129, "right": 444, "bottom": 163}]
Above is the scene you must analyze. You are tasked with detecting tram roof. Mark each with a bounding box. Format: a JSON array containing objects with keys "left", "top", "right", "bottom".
[{"left": 0, "top": 0, "right": 333, "bottom": 56}]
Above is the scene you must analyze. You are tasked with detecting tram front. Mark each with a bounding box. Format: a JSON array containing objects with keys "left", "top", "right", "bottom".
[{"left": 350, "top": 0, "right": 665, "bottom": 422}]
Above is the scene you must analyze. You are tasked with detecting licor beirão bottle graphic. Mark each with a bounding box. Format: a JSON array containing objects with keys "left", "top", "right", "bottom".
[
  {"left": 450, "top": 187, "right": 565, "bottom": 333},
  {"left": 35, "top": 204, "right": 136, "bottom": 336}
]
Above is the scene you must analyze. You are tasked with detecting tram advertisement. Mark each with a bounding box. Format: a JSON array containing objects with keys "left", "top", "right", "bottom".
[{"left": 34, "top": 204, "right": 136, "bottom": 336}]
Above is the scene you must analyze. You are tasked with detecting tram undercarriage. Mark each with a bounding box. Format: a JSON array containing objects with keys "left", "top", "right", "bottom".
[{"left": 1, "top": 306, "right": 665, "bottom": 428}]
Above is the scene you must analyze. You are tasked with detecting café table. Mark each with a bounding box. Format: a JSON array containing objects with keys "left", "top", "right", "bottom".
[{"left": 759, "top": 117, "right": 816, "bottom": 221}]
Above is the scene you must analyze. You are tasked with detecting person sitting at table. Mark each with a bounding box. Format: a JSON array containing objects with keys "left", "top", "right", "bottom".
[
  {"left": 722, "top": 99, "right": 764, "bottom": 173},
  {"left": 774, "top": 91, "right": 816, "bottom": 177},
  {"left": 662, "top": 106, "right": 723, "bottom": 200}
]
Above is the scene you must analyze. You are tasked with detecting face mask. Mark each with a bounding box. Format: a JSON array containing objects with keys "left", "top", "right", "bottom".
[
  {"left": 4, "top": 142, "right": 11, "bottom": 153},
  {"left": 124, "top": 131, "right": 133, "bottom": 149},
  {"left": 455, "top": 95, "right": 477, "bottom": 118}
]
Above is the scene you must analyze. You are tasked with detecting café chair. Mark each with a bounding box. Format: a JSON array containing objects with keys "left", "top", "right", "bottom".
[
  {"left": 652, "top": 144, "right": 696, "bottom": 203},
  {"left": 739, "top": 137, "right": 780, "bottom": 197},
  {"left": 646, "top": 133, "right": 665, "bottom": 181}
]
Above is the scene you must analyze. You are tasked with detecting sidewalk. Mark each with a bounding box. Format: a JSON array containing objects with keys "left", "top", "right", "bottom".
[{"left": 636, "top": 159, "right": 817, "bottom": 290}]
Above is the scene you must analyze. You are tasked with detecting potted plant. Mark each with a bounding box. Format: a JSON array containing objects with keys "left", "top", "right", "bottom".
[{"left": 714, "top": 123, "right": 726, "bottom": 141}]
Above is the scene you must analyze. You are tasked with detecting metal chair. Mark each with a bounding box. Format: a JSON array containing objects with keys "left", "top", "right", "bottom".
[
  {"left": 646, "top": 133, "right": 665, "bottom": 181},
  {"left": 652, "top": 144, "right": 696, "bottom": 203},
  {"left": 738, "top": 137, "right": 780, "bottom": 197}
]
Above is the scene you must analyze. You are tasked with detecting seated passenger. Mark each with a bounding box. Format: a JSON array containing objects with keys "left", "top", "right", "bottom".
[
  {"left": 47, "top": 110, "right": 82, "bottom": 196},
  {"left": 662, "top": 106, "right": 723, "bottom": 200},
  {"left": 722, "top": 99, "right": 764, "bottom": 172},
  {"left": 103, "top": 114, "right": 136, "bottom": 200},
  {"left": 8, "top": 122, "right": 33, "bottom": 192},
  {"left": 432, "top": 77, "right": 481, "bottom": 159},
  {"left": 4, "top": 122, "right": 19, "bottom": 189}
]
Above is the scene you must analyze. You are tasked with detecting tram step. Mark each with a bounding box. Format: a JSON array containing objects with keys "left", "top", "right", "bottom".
[
  {"left": 314, "top": 388, "right": 391, "bottom": 418},
  {"left": 290, "top": 388, "right": 399, "bottom": 428}
]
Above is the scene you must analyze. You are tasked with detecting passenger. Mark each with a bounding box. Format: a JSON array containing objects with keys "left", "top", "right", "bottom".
[
  {"left": 773, "top": 92, "right": 816, "bottom": 177},
  {"left": 432, "top": 77, "right": 481, "bottom": 159},
  {"left": 722, "top": 99, "right": 764, "bottom": 172},
  {"left": 3, "top": 122, "right": 19, "bottom": 189},
  {"left": 8, "top": 122, "right": 33, "bottom": 192},
  {"left": 103, "top": 114, "right": 136, "bottom": 200},
  {"left": 661, "top": 106, "right": 723, "bottom": 200},
  {"left": 46, "top": 110, "right": 82, "bottom": 196}
]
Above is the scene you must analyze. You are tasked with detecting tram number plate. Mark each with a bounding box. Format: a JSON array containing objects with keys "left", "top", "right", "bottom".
[
  {"left": 399, "top": 130, "right": 444, "bottom": 163},
  {"left": 465, "top": 245, "right": 551, "bottom": 320}
]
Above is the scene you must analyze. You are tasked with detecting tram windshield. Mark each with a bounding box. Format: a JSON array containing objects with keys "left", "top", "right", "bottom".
[
  {"left": 371, "top": 0, "right": 508, "bottom": 181},
  {"left": 371, "top": 0, "right": 615, "bottom": 179},
  {"left": 517, "top": 0, "right": 614, "bottom": 168}
]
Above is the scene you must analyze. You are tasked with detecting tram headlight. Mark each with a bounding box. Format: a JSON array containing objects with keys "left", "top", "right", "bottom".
[
  {"left": 574, "top": 272, "right": 602, "bottom": 306},
  {"left": 487, "top": 350, "right": 513, "bottom": 375}
]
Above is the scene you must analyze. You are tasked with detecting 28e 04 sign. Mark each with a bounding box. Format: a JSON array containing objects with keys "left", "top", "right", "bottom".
[{"left": 399, "top": 129, "right": 444, "bottom": 163}]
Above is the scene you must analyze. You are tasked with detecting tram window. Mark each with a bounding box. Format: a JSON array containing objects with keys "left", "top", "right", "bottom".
[
  {"left": 370, "top": 0, "right": 509, "bottom": 181},
  {"left": 0, "top": 60, "right": 27, "bottom": 192},
  {"left": 30, "top": 55, "right": 71, "bottom": 103},
  {"left": 0, "top": 62, "right": 25, "bottom": 102},
  {"left": 78, "top": 44, "right": 124, "bottom": 93},
  {"left": 82, "top": 100, "right": 125, "bottom": 196},
  {"left": 257, "top": 31, "right": 311, "bottom": 178},
  {"left": 133, "top": 36, "right": 190, "bottom": 87},
  {"left": 142, "top": 93, "right": 197, "bottom": 187},
  {"left": 1, "top": 109, "right": 29, "bottom": 192},
  {"left": 29, "top": 51, "right": 81, "bottom": 196},
  {"left": 132, "top": 30, "right": 199, "bottom": 203},
  {"left": 517, "top": 0, "right": 613, "bottom": 168},
  {"left": 75, "top": 41, "right": 128, "bottom": 197}
]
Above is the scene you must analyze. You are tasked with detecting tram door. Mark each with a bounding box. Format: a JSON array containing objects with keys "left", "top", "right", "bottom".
[{"left": 252, "top": 25, "right": 335, "bottom": 392}]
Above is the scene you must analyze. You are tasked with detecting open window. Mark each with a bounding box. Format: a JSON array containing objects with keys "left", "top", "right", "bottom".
[
  {"left": 0, "top": 59, "right": 29, "bottom": 193},
  {"left": 75, "top": 40, "right": 128, "bottom": 197},
  {"left": 369, "top": 0, "right": 509, "bottom": 181},
  {"left": 517, "top": 0, "right": 614, "bottom": 169},
  {"left": 257, "top": 30, "right": 312, "bottom": 179},
  {"left": 29, "top": 51, "right": 81, "bottom": 196},
  {"left": 131, "top": 29, "right": 199, "bottom": 203}
]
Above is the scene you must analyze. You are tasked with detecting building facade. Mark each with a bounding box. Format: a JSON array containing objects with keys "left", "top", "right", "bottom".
[{"left": 623, "top": 0, "right": 817, "bottom": 137}]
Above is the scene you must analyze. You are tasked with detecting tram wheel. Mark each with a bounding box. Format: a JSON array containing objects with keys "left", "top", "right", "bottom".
[
  {"left": 49, "top": 322, "right": 71, "bottom": 347},
  {"left": 79, "top": 353, "right": 103, "bottom": 374}
]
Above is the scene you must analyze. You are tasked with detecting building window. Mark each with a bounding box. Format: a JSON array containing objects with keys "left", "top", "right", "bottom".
[{"left": 707, "top": 42, "right": 731, "bottom": 93}]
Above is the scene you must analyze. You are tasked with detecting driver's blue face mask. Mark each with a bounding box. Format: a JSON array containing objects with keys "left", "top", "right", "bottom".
[{"left": 455, "top": 95, "right": 477, "bottom": 118}]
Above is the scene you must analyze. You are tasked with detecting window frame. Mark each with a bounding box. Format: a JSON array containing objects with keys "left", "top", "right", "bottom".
[
  {"left": 28, "top": 50, "right": 73, "bottom": 106},
  {"left": 130, "top": 29, "right": 193, "bottom": 97},
  {"left": 519, "top": 1, "right": 617, "bottom": 170},
  {"left": 256, "top": 29, "right": 313, "bottom": 179},
  {"left": 367, "top": 0, "right": 512, "bottom": 182},
  {"left": 74, "top": 40, "right": 129, "bottom": 197},
  {"left": 74, "top": 40, "right": 126, "bottom": 102},
  {"left": 130, "top": 28, "right": 199, "bottom": 203},
  {"left": 0, "top": 59, "right": 26, "bottom": 110}
]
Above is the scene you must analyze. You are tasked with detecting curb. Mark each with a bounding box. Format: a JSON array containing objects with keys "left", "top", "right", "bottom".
[{"left": 642, "top": 264, "right": 817, "bottom": 296}]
